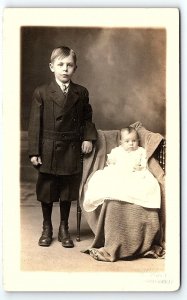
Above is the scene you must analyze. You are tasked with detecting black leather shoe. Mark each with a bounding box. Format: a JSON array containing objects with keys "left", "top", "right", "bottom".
[
  {"left": 58, "top": 224, "right": 74, "bottom": 248},
  {"left": 38, "top": 225, "right": 53, "bottom": 247}
]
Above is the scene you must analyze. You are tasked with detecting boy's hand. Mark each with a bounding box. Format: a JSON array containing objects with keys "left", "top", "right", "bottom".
[
  {"left": 30, "top": 156, "right": 42, "bottom": 167},
  {"left": 81, "top": 141, "right": 93, "bottom": 154}
]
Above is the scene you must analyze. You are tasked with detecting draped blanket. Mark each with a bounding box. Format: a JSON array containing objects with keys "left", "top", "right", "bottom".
[{"left": 79, "top": 122, "right": 166, "bottom": 262}]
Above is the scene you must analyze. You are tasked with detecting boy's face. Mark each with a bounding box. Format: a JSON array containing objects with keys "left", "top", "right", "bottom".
[
  {"left": 120, "top": 131, "right": 139, "bottom": 152},
  {"left": 49, "top": 54, "right": 77, "bottom": 83}
]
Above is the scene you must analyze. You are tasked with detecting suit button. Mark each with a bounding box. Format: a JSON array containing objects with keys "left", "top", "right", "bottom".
[
  {"left": 55, "top": 143, "right": 61, "bottom": 149},
  {"left": 56, "top": 117, "right": 63, "bottom": 121}
]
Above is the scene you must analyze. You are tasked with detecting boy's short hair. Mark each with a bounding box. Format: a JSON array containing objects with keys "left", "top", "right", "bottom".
[{"left": 50, "top": 46, "right": 77, "bottom": 65}]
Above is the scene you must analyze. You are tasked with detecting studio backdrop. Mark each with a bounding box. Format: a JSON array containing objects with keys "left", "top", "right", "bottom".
[{"left": 21, "top": 27, "right": 166, "bottom": 135}]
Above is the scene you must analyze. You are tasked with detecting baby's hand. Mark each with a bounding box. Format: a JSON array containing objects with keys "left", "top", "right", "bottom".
[
  {"left": 133, "top": 165, "right": 144, "bottom": 171},
  {"left": 30, "top": 156, "right": 42, "bottom": 167},
  {"left": 82, "top": 141, "right": 93, "bottom": 154},
  {"left": 106, "top": 158, "right": 116, "bottom": 166}
]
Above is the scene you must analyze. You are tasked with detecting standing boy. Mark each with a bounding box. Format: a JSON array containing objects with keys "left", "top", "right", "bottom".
[{"left": 28, "top": 46, "right": 97, "bottom": 248}]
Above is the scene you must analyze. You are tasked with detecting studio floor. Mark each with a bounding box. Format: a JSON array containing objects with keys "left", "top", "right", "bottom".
[{"left": 20, "top": 183, "right": 165, "bottom": 273}]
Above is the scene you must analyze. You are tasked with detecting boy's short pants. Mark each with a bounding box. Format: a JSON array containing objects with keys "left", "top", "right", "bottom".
[{"left": 36, "top": 172, "right": 81, "bottom": 203}]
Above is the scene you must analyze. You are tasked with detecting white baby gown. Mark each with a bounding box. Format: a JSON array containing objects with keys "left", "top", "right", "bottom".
[{"left": 83, "top": 146, "right": 161, "bottom": 212}]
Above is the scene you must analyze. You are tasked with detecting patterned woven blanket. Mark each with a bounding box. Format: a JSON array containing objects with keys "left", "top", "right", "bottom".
[{"left": 79, "top": 122, "right": 165, "bottom": 261}]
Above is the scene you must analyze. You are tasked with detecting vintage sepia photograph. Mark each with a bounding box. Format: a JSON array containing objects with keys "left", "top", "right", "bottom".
[{"left": 3, "top": 8, "right": 180, "bottom": 291}]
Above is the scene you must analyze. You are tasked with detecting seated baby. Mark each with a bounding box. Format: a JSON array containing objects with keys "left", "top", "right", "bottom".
[{"left": 83, "top": 127, "right": 161, "bottom": 212}]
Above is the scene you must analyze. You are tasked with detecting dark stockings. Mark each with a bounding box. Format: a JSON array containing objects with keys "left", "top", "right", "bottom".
[
  {"left": 60, "top": 201, "right": 71, "bottom": 225},
  {"left": 39, "top": 202, "right": 53, "bottom": 246},
  {"left": 41, "top": 202, "right": 53, "bottom": 226},
  {"left": 58, "top": 201, "right": 74, "bottom": 247}
]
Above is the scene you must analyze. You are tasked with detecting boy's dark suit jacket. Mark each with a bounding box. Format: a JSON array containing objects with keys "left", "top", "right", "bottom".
[{"left": 28, "top": 80, "right": 97, "bottom": 176}]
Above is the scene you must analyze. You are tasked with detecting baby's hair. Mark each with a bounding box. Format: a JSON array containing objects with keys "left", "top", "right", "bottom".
[
  {"left": 50, "top": 46, "right": 77, "bottom": 65},
  {"left": 120, "top": 127, "right": 139, "bottom": 140}
]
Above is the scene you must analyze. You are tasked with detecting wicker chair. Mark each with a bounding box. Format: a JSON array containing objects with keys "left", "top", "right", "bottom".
[{"left": 76, "top": 137, "right": 166, "bottom": 242}]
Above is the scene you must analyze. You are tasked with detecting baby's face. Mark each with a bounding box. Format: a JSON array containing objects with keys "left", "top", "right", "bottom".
[
  {"left": 120, "top": 131, "right": 139, "bottom": 152},
  {"left": 49, "top": 53, "right": 76, "bottom": 83}
]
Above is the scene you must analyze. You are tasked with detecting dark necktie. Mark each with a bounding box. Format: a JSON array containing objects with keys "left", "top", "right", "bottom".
[{"left": 62, "top": 84, "right": 68, "bottom": 95}]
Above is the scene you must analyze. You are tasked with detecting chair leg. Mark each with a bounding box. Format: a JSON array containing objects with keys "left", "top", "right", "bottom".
[{"left": 76, "top": 200, "right": 82, "bottom": 241}]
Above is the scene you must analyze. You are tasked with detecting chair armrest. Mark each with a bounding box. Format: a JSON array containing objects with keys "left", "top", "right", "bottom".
[{"left": 153, "top": 139, "right": 166, "bottom": 171}]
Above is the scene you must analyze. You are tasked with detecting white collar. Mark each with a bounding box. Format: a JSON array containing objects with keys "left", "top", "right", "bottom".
[{"left": 55, "top": 78, "right": 70, "bottom": 88}]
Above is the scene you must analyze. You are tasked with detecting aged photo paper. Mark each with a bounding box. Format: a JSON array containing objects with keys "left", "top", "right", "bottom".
[{"left": 3, "top": 8, "right": 180, "bottom": 291}]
